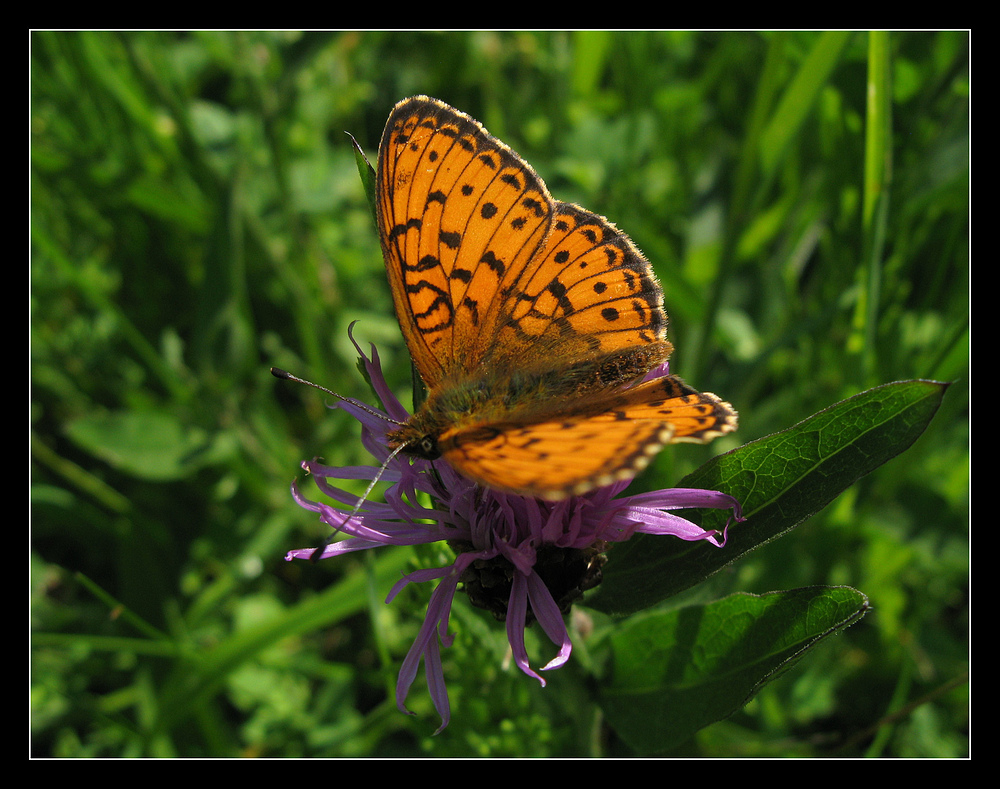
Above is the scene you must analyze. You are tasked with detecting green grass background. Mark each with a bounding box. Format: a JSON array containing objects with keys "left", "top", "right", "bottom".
[{"left": 31, "top": 31, "right": 968, "bottom": 757}]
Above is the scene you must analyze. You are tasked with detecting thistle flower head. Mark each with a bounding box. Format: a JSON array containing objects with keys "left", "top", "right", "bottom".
[{"left": 285, "top": 329, "right": 743, "bottom": 732}]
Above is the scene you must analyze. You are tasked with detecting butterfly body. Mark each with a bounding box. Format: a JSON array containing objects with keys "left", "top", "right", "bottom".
[
  {"left": 376, "top": 96, "right": 737, "bottom": 499},
  {"left": 387, "top": 340, "right": 671, "bottom": 449}
]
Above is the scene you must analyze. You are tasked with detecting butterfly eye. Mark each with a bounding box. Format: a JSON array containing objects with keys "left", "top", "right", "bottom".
[{"left": 419, "top": 436, "right": 440, "bottom": 459}]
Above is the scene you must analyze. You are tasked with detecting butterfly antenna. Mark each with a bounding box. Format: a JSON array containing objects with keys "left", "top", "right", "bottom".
[
  {"left": 271, "top": 367, "right": 410, "bottom": 562},
  {"left": 270, "top": 367, "right": 404, "bottom": 425},
  {"left": 305, "top": 441, "right": 410, "bottom": 563}
]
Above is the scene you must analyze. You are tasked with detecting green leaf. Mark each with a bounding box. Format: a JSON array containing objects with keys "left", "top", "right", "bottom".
[
  {"left": 588, "top": 379, "right": 949, "bottom": 616},
  {"left": 759, "top": 30, "right": 853, "bottom": 177},
  {"left": 65, "top": 409, "right": 216, "bottom": 481},
  {"left": 152, "top": 546, "right": 414, "bottom": 735},
  {"left": 350, "top": 132, "right": 378, "bottom": 225},
  {"left": 852, "top": 31, "right": 894, "bottom": 379},
  {"left": 599, "top": 586, "right": 870, "bottom": 752}
]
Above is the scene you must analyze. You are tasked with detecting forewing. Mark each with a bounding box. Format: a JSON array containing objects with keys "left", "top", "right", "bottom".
[{"left": 377, "top": 96, "right": 554, "bottom": 388}]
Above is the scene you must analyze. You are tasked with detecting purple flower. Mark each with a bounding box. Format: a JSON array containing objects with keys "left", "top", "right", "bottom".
[{"left": 284, "top": 330, "right": 744, "bottom": 733}]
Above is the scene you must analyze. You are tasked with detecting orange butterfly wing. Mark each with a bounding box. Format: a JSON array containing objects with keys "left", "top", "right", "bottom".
[
  {"left": 376, "top": 96, "right": 736, "bottom": 498},
  {"left": 491, "top": 201, "right": 670, "bottom": 368},
  {"left": 377, "top": 96, "right": 554, "bottom": 388},
  {"left": 438, "top": 377, "right": 736, "bottom": 498},
  {"left": 377, "top": 96, "right": 670, "bottom": 382}
]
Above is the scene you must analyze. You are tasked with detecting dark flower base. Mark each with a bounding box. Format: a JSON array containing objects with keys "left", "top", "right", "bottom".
[{"left": 451, "top": 541, "right": 610, "bottom": 623}]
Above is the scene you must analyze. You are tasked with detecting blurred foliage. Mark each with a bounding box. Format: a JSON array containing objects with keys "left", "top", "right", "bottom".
[{"left": 31, "top": 31, "right": 967, "bottom": 757}]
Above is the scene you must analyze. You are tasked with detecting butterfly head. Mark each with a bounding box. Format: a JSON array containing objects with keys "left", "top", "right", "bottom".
[{"left": 387, "top": 423, "right": 442, "bottom": 461}]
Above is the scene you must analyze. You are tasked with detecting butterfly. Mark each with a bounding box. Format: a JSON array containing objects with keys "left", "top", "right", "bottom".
[{"left": 376, "top": 96, "right": 737, "bottom": 500}]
